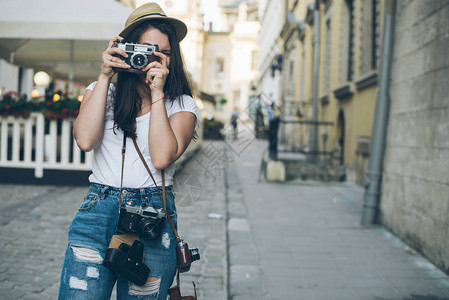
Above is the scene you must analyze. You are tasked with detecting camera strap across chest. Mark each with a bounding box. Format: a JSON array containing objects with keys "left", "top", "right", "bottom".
[
  {"left": 119, "top": 134, "right": 127, "bottom": 209},
  {"left": 131, "top": 139, "right": 181, "bottom": 242},
  {"left": 120, "top": 136, "right": 197, "bottom": 299}
]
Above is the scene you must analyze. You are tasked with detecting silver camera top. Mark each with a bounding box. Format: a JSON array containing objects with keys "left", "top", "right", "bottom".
[
  {"left": 123, "top": 203, "right": 165, "bottom": 219},
  {"left": 114, "top": 42, "right": 158, "bottom": 54}
]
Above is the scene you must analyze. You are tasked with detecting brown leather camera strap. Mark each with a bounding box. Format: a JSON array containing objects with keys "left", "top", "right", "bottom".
[
  {"left": 123, "top": 138, "right": 197, "bottom": 299},
  {"left": 172, "top": 268, "right": 197, "bottom": 300},
  {"left": 131, "top": 138, "right": 181, "bottom": 242},
  {"left": 119, "top": 134, "right": 127, "bottom": 208}
]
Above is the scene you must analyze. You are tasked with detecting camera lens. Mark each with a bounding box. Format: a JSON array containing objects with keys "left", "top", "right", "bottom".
[
  {"left": 130, "top": 52, "right": 148, "bottom": 69},
  {"left": 189, "top": 248, "right": 200, "bottom": 262},
  {"left": 139, "top": 218, "right": 160, "bottom": 239}
]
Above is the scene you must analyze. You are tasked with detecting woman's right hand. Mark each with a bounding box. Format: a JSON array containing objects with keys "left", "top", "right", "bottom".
[{"left": 100, "top": 36, "right": 131, "bottom": 78}]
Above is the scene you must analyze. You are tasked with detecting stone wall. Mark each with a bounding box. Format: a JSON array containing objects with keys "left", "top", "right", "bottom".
[{"left": 380, "top": 0, "right": 449, "bottom": 273}]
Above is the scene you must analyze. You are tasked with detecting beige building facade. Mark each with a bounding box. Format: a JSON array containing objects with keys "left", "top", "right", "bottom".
[
  {"left": 201, "top": 1, "right": 260, "bottom": 123},
  {"left": 259, "top": 0, "right": 385, "bottom": 184}
]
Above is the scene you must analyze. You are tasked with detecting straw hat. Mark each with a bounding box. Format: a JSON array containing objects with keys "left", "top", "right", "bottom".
[{"left": 119, "top": 2, "right": 188, "bottom": 42}]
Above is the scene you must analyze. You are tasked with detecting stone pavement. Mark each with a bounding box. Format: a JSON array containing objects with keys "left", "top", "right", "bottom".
[
  {"left": 0, "top": 142, "right": 228, "bottom": 300},
  {"left": 0, "top": 138, "right": 449, "bottom": 300},
  {"left": 224, "top": 138, "right": 449, "bottom": 300}
]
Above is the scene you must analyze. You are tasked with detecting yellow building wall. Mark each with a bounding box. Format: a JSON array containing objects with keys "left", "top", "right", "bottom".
[{"left": 314, "top": 0, "right": 383, "bottom": 182}]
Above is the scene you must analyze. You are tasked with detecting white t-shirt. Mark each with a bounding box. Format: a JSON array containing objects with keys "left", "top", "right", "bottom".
[{"left": 85, "top": 81, "right": 198, "bottom": 188}]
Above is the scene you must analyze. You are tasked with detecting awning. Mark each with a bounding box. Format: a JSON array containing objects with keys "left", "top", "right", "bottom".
[{"left": 0, "top": 0, "right": 132, "bottom": 85}]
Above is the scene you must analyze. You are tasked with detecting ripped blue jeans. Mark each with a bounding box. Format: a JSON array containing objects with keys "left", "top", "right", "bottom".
[{"left": 58, "top": 183, "right": 178, "bottom": 300}]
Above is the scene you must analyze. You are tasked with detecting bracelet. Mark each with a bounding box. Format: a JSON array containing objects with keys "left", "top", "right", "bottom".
[{"left": 152, "top": 96, "right": 165, "bottom": 105}]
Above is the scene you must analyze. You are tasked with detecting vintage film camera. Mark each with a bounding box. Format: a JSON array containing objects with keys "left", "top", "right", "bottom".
[
  {"left": 113, "top": 41, "right": 159, "bottom": 72},
  {"left": 117, "top": 201, "right": 166, "bottom": 239},
  {"left": 176, "top": 239, "right": 200, "bottom": 273},
  {"left": 103, "top": 238, "right": 149, "bottom": 286}
]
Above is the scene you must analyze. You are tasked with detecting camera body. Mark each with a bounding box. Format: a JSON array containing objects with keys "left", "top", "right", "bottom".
[
  {"left": 117, "top": 201, "right": 166, "bottom": 239},
  {"left": 113, "top": 42, "right": 159, "bottom": 72},
  {"left": 103, "top": 239, "right": 149, "bottom": 286},
  {"left": 176, "top": 239, "right": 200, "bottom": 273}
]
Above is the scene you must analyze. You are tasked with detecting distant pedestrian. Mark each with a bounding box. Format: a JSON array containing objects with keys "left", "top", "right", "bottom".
[
  {"left": 58, "top": 3, "right": 197, "bottom": 299},
  {"left": 266, "top": 101, "right": 274, "bottom": 122},
  {"left": 255, "top": 101, "right": 265, "bottom": 138},
  {"left": 231, "top": 108, "right": 239, "bottom": 141},
  {"left": 268, "top": 106, "right": 281, "bottom": 160}
]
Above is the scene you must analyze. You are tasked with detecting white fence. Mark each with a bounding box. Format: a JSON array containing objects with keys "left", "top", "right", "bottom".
[{"left": 0, "top": 113, "right": 92, "bottom": 178}]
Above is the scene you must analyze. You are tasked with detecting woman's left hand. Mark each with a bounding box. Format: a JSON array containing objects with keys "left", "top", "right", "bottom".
[{"left": 142, "top": 51, "right": 169, "bottom": 93}]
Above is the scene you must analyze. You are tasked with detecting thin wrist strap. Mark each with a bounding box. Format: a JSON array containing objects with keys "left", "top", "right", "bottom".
[
  {"left": 152, "top": 96, "right": 165, "bottom": 105},
  {"left": 131, "top": 138, "right": 180, "bottom": 242}
]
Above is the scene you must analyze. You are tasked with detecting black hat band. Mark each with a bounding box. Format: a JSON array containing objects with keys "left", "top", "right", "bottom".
[{"left": 134, "top": 12, "right": 167, "bottom": 22}]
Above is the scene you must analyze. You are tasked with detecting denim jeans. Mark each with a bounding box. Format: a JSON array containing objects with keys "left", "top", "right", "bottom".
[{"left": 59, "top": 183, "right": 178, "bottom": 299}]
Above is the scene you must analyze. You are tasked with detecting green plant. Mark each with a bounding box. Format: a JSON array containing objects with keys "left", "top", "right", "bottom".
[
  {"left": 203, "top": 118, "right": 224, "bottom": 140},
  {"left": 44, "top": 97, "right": 81, "bottom": 119},
  {"left": 0, "top": 91, "right": 40, "bottom": 117},
  {"left": 0, "top": 91, "right": 81, "bottom": 119}
]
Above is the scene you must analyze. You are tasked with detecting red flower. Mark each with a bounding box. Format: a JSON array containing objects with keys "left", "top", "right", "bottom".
[
  {"left": 62, "top": 108, "right": 69, "bottom": 114},
  {"left": 74, "top": 109, "right": 80, "bottom": 116},
  {"left": 4, "top": 104, "right": 11, "bottom": 110},
  {"left": 4, "top": 91, "right": 19, "bottom": 99},
  {"left": 46, "top": 101, "right": 53, "bottom": 107}
]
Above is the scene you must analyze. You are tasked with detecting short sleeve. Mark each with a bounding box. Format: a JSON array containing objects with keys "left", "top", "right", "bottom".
[
  {"left": 84, "top": 81, "right": 116, "bottom": 121},
  {"left": 166, "top": 95, "right": 198, "bottom": 130},
  {"left": 86, "top": 81, "right": 96, "bottom": 91}
]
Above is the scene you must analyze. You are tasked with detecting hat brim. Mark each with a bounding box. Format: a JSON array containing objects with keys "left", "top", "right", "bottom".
[{"left": 119, "top": 16, "right": 188, "bottom": 42}]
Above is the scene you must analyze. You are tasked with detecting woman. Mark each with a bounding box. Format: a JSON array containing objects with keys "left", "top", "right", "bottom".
[{"left": 58, "top": 3, "right": 197, "bottom": 299}]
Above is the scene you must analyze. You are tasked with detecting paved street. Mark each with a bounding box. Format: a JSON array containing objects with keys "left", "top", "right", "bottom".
[
  {"left": 0, "top": 139, "right": 449, "bottom": 299},
  {"left": 224, "top": 139, "right": 449, "bottom": 300}
]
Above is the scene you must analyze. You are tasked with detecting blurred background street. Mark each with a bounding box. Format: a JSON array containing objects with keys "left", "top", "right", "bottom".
[
  {"left": 1, "top": 0, "right": 449, "bottom": 299},
  {"left": 0, "top": 139, "right": 449, "bottom": 299}
]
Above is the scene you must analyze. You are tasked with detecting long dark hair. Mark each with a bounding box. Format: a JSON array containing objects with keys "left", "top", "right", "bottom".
[{"left": 113, "top": 20, "right": 193, "bottom": 138}]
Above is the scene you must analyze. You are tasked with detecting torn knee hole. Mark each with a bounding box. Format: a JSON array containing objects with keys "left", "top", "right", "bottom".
[
  {"left": 129, "top": 277, "right": 161, "bottom": 296},
  {"left": 71, "top": 246, "right": 103, "bottom": 264},
  {"left": 69, "top": 277, "right": 88, "bottom": 291},
  {"left": 86, "top": 266, "right": 100, "bottom": 278},
  {"left": 162, "top": 232, "right": 170, "bottom": 249}
]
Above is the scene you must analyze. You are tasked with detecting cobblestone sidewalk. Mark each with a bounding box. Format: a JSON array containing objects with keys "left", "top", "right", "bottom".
[{"left": 0, "top": 141, "right": 228, "bottom": 299}]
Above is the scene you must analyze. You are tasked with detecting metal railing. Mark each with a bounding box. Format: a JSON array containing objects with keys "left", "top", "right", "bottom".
[
  {"left": 0, "top": 113, "right": 92, "bottom": 178},
  {"left": 279, "top": 119, "right": 334, "bottom": 157}
]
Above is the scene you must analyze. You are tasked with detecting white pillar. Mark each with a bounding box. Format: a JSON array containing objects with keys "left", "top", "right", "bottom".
[
  {"left": 68, "top": 40, "right": 74, "bottom": 96},
  {"left": 20, "top": 68, "right": 34, "bottom": 99},
  {"left": 0, "top": 58, "right": 19, "bottom": 93}
]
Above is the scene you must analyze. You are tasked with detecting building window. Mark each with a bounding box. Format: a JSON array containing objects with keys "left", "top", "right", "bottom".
[
  {"left": 289, "top": 60, "right": 294, "bottom": 79},
  {"left": 299, "top": 46, "right": 306, "bottom": 102},
  {"left": 372, "top": 0, "right": 380, "bottom": 70},
  {"left": 360, "top": 0, "right": 380, "bottom": 75},
  {"left": 216, "top": 57, "right": 224, "bottom": 78},
  {"left": 323, "top": 18, "right": 331, "bottom": 95},
  {"left": 339, "top": 0, "right": 354, "bottom": 85},
  {"left": 251, "top": 50, "right": 258, "bottom": 71},
  {"left": 285, "top": 53, "right": 296, "bottom": 102},
  {"left": 347, "top": 0, "right": 354, "bottom": 82},
  {"left": 233, "top": 90, "right": 240, "bottom": 108}
]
